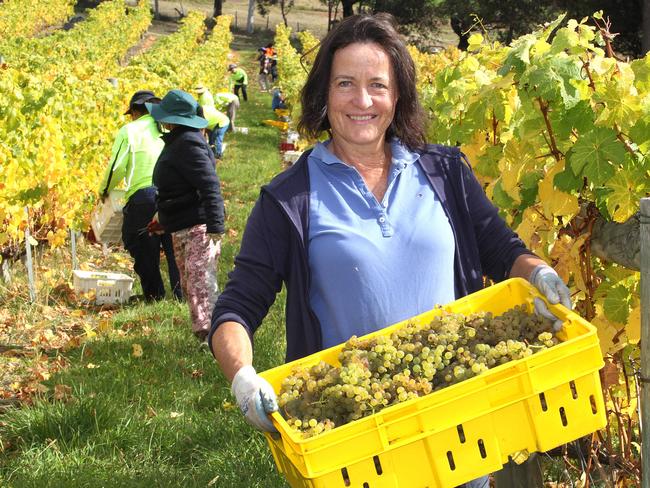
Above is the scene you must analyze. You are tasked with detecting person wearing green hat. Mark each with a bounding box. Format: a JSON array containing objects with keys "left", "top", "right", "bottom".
[
  {"left": 148, "top": 89, "right": 226, "bottom": 342},
  {"left": 98, "top": 90, "right": 182, "bottom": 302}
]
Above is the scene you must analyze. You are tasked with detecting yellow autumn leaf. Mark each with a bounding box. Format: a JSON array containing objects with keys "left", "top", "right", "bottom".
[
  {"left": 97, "top": 318, "right": 112, "bottom": 334},
  {"left": 132, "top": 343, "right": 143, "bottom": 358},
  {"left": 592, "top": 304, "right": 626, "bottom": 354},
  {"left": 606, "top": 170, "right": 643, "bottom": 222},
  {"left": 460, "top": 132, "right": 488, "bottom": 168},
  {"left": 498, "top": 140, "right": 537, "bottom": 202},
  {"left": 538, "top": 160, "right": 579, "bottom": 221},
  {"left": 626, "top": 305, "right": 641, "bottom": 344},
  {"left": 83, "top": 323, "right": 97, "bottom": 339},
  {"left": 515, "top": 206, "right": 546, "bottom": 251}
]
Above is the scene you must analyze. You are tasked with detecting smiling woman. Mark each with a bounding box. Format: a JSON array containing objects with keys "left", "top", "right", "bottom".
[
  {"left": 326, "top": 42, "right": 398, "bottom": 190},
  {"left": 208, "top": 13, "right": 571, "bottom": 488}
]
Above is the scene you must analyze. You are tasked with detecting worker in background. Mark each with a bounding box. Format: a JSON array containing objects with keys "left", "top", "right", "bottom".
[
  {"left": 195, "top": 84, "right": 215, "bottom": 107},
  {"left": 215, "top": 91, "right": 240, "bottom": 132},
  {"left": 271, "top": 87, "right": 287, "bottom": 111},
  {"left": 202, "top": 104, "right": 230, "bottom": 159},
  {"left": 227, "top": 63, "right": 248, "bottom": 102},
  {"left": 98, "top": 90, "right": 182, "bottom": 302}
]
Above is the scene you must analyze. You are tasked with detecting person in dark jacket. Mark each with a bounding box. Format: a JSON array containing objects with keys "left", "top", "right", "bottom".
[
  {"left": 98, "top": 90, "right": 182, "bottom": 302},
  {"left": 147, "top": 89, "right": 225, "bottom": 341},
  {"left": 209, "top": 15, "right": 569, "bottom": 487}
]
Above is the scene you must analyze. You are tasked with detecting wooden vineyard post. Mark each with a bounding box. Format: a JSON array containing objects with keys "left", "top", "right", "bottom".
[
  {"left": 24, "top": 207, "right": 36, "bottom": 302},
  {"left": 641, "top": 197, "right": 650, "bottom": 487},
  {"left": 70, "top": 229, "right": 78, "bottom": 271}
]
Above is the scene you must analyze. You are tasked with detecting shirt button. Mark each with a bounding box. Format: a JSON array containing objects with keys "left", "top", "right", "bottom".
[{"left": 378, "top": 216, "right": 386, "bottom": 223}]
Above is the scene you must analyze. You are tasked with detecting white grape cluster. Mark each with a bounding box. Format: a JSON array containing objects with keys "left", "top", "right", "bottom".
[{"left": 279, "top": 305, "right": 557, "bottom": 438}]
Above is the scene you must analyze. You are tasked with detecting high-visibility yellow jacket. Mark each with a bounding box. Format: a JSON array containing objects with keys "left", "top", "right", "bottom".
[{"left": 98, "top": 114, "right": 163, "bottom": 200}]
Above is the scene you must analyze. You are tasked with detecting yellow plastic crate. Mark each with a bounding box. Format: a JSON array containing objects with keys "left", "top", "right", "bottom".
[{"left": 259, "top": 278, "right": 606, "bottom": 488}]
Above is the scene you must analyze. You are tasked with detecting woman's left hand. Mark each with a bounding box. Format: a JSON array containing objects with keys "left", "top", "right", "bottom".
[{"left": 528, "top": 264, "right": 571, "bottom": 331}]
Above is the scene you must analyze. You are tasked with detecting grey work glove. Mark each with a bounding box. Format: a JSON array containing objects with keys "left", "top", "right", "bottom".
[
  {"left": 231, "top": 365, "right": 278, "bottom": 432},
  {"left": 529, "top": 264, "right": 572, "bottom": 332}
]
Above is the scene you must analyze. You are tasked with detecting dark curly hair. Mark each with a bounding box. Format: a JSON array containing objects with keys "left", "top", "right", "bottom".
[{"left": 298, "top": 13, "right": 426, "bottom": 151}]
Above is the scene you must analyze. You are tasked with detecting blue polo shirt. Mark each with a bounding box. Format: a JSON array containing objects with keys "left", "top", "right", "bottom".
[{"left": 308, "top": 140, "right": 456, "bottom": 349}]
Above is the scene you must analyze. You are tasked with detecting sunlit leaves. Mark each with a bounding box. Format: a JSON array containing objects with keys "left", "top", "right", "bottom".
[
  {"left": 606, "top": 168, "right": 647, "bottom": 222},
  {"left": 568, "top": 128, "right": 623, "bottom": 183},
  {"left": 405, "top": 13, "right": 647, "bottom": 355},
  {"left": 538, "top": 160, "right": 579, "bottom": 221}
]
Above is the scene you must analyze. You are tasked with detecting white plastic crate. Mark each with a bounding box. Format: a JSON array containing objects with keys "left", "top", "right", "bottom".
[
  {"left": 282, "top": 150, "right": 302, "bottom": 166},
  {"left": 73, "top": 269, "right": 133, "bottom": 305},
  {"left": 91, "top": 190, "right": 125, "bottom": 243}
]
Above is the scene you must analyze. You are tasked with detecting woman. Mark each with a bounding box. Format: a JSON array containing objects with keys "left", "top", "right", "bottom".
[
  {"left": 209, "top": 14, "right": 569, "bottom": 487},
  {"left": 148, "top": 89, "right": 225, "bottom": 342}
]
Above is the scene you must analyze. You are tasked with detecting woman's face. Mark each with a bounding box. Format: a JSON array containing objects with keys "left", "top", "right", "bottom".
[{"left": 327, "top": 42, "right": 398, "bottom": 151}]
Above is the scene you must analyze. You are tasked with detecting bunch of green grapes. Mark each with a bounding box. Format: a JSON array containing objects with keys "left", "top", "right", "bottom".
[{"left": 278, "top": 306, "right": 558, "bottom": 438}]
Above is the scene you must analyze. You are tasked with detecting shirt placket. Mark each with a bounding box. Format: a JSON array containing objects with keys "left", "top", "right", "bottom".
[{"left": 348, "top": 162, "right": 407, "bottom": 238}]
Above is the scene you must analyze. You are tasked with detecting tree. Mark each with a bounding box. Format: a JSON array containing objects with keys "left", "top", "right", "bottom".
[
  {"left": 213, "top": 0, "right": 223, "bottom": 17},
  {"left": 246, "top": 0, "right": 255, "bottom": 33},
  {"left": 645, "top": 0, "right": 650, "bottom": 53},
  {"left": 340, "top": 0, "right": 356, "bottom": 17},
  {"left": 435, "top": 0, "right": 646, "bottom": 57},
  {"left": 257, "top": 0, "right": 294, "bottom": 26},
  {"left": 319, "top": 0, "right": 340, "bottom": 30}
]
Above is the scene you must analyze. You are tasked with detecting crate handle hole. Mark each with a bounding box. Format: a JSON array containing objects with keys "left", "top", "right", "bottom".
[
  {"left": 341, "top": 467, "right": 350, "bottom": 486},
  {"left": 446, "top": 451, "right": 456, "bottom": 471},
  {"left": 559, "top": 407, "right": 568, "bottom": 426},
  {"left": 590, "top": 394, "right": 598, "bottom": 414},
  {"left": 569, "top": 380, "right": 578, "bottom": 399},
  {"left": 539, "top": 392, "right": 548, "bottom": 411},
  {"left": 478, "top": 439, "right": 487, "bottom": 459},
  {"left": 373, "top": 455, "right": 383, "bottom": 475},
  {"left": 457, "top": 424, "right": 466, "bottom": 443}
]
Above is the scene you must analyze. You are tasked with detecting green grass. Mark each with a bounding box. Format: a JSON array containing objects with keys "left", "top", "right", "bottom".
[{"left": 0, "top": 42, "right": 290, "bottom": 488}]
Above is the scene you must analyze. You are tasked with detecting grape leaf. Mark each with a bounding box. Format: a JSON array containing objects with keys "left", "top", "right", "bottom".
[
  {"left": 474, "top": 144, "right": 502, "bottom": 179},
  {"left": 626, "top": 306, "right": 641, "bottom": 344},
  {"left": 593, "top": 80, "right": 640, "bottom": 131},
  {"left": 629, "top": 119, "right": 650, "bottom": 155},
  {"left": 492, "top": 179, "right": 515, "bottom": 209},
  {"left": 605, "top": 168, "right": 645, "bottom": 222},
  {"left": 538, "top": 160, "right": 579, "bottom": 220},
  {"left": 604, "top": 285, "right": 631, "bottom": 324},
  {"left": 568, "top": 128, "right": 624, "bottom": 184},
  {"left": 631, "top": 56, "right": 650, "bottom": 93},
  {"left": 550, "top": 100, "right": 595, "bottom": 140}
]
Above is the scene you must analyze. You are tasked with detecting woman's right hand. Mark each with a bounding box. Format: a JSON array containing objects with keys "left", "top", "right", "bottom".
[{"left": 231, "top": 365, "right": 278, "bottom": 432}]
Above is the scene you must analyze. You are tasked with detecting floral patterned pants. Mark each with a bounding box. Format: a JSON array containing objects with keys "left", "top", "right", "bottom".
[{"left": 172, "top": 224, "right": 220, "bottom": 339}]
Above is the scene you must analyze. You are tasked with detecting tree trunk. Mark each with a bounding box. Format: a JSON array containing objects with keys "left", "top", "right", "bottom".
[
  {"left": 213, "top": 0, "right": 222, "bottom": 17},
  {"left": 281, "top": 0, "right": 288, "bottom": 26},
  {"left": 341, "top": 0, "right": 355, "bottom": 17},
  {"left": 641, "top": 0, "right": 650, "bottom": 55},
  {"left": 591, "top": 212, "right": 641, "bottom": 270},
  {"left": 246, "top": 0, "right": 255, "bottom": 33},
  {"left": 153, "top": 0, "right": 160, "bottom": 19}
]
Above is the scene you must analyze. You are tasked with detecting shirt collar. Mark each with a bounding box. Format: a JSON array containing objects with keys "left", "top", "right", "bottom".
[{"left": 310, "top": 138, "right": 420, "bottom": 168}]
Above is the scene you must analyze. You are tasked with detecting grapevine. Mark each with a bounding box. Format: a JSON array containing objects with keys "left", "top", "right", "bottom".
[
  {"left": 279, "top": 306, "right": 556, "bottom": 438},
  {"left": 413, "top": 15, "right": 648, "bottom": 354},
  {"left": 0, "top": 0, "right": 75, "bottom": 39},
  {"left": 0, "top": 3, "right": 232, "bottom": 256}
]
